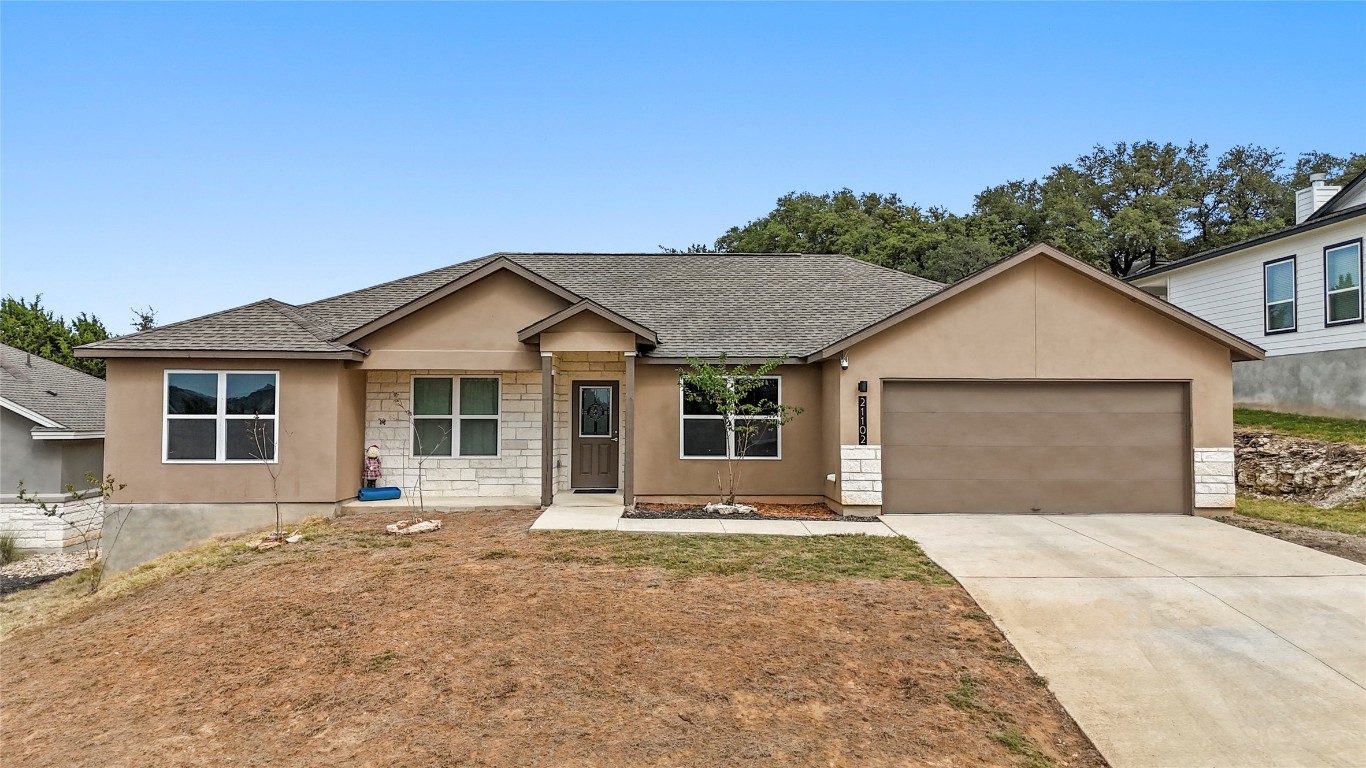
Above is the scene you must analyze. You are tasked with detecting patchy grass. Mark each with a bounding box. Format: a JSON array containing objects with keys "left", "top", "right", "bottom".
[
  {"left": 2, "top": 508, "right": 1103, "bottom": 768},
  {"left": 1234, "top": 408, "right": 1366, "bottom": 445},
  {"left": 533, "top": 529, "right": 954, "bottom": 584},
  {"left": 1235, "top": 496, "right": 1366, "bottom": 537},
  {"left": 0, "top": 516, "right": 333, "bottom": 639},
  {"left": 0, "top": 532, "right": 19, "bottom": 565},
  {"left": 992, "top": 729, "right": 1061, "bottom": 768}
]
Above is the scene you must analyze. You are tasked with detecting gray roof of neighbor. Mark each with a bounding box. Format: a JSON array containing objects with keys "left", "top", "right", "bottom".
[
  {"left": 0, "top": 344, "right": 106, "bottom": 433},
  {"left": 80, "top": 253, "right": 946, "bottom": 359}
]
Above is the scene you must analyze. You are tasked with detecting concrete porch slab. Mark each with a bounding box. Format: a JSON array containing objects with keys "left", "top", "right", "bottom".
[{"left": 530, "top": 506, "right": 622, "bottom": 531}]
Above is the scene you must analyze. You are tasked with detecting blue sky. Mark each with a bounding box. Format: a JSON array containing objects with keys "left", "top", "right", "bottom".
[{"left": 4, "top": 2, "right": 1363, "bottom": 331}]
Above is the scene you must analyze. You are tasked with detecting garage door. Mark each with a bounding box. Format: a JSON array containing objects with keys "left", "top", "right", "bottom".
[{"left": 882, "top": 381, "right": 1189, "bottom": 514}]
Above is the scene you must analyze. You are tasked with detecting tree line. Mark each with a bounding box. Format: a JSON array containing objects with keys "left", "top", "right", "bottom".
[
  {"left": 667, "top": 142, "right": 1365, "bottom": 283},
  {"left": 1, "top": 296, "right": 155, "bottom": 378}
]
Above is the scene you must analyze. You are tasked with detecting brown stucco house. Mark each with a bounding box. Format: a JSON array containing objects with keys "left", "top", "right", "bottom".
[{"left": 78, "top": 244, "right": 1263, "bottom": 568}]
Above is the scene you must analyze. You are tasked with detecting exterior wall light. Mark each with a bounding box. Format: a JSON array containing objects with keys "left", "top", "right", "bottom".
[{"left": 839, "top": 352, "right": 849, "bottom": 370}]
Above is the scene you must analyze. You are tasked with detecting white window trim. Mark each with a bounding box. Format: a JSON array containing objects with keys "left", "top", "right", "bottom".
[
  {"left": 1324, "top": 241, "right": 1364, "bottom": 326},
  {"left": 679, "top": 375, "right": 783, "bottom": 461},
  {"left": 410, "top": 374, "right": 502, "bottom": 458},
  {"left": 1263, "top": 256, "right": 1297, "bottom": 335},
  {"left": 163, "top": 370, "right": 280, "bottom": 464}
]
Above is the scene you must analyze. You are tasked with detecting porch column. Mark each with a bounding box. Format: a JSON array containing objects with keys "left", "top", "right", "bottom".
[
  {"left": 623, "top": 351, "right": 636, "bottom": 507},
  {"left": 541, "top": 352, "right": 554, "bottom": 507}
]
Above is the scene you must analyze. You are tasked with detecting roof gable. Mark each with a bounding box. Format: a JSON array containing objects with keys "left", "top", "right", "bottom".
[
  {"left": 1307, "top": 169, "right": 1366, "bottom": 222},
  {"left": 809, "top": 244, "right": 1265, "bottom": 362},
  {"left": 517, "top": 300, "right": 658, "bottom": 345}
]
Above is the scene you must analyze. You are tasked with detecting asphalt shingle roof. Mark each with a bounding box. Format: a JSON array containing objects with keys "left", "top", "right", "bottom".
[
  {"left": 81, "top": 253, "right": 946, "bottom": 360},
  {"left": 1, "top": 344, "right": 106, "bottom": 432}
]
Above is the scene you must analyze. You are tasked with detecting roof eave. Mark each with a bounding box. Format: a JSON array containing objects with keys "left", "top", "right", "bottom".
[
  {"left": 30, "top": 429, "right": 105, "bottom": 441},
  {"left": 74, "top": 348, "right": 366, "bottom": 361}
]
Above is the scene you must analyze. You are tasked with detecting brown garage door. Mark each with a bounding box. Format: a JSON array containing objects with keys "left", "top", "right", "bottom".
[{"left": 882, "top": 381, "right": 1189, "bottom": 514}]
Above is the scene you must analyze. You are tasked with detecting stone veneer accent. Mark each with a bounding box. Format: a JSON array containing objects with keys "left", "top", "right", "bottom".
[
  {"left": 553, "top": 353, "right": 626, "bottom": 491},
  {"left": 1193, "top": 447, "right": 1236, "bottom": 509},
  {"left": 0, "top": 496, "right": 102, "bottom": 553},
  {"left": 839, "top": 444, "right": 882, "bottom": 507},
  {"left": 364, "top": 370, "right": 543, "bottom": 498}
]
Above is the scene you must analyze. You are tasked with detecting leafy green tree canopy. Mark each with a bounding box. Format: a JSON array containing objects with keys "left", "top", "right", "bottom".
[{"left": 1, "top": 295, "right": 109, "bottom": 377}]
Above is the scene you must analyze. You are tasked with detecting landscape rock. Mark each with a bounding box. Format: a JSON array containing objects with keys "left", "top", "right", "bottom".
[
  {"left": 1235, "top": 430, "right": 1366, "bottom": 508},
  {"left": 704, "top": 503, "right": 758, "bottom": 515}
]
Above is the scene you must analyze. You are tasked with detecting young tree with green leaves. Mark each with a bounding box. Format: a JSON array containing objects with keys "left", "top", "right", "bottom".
[{"left": 679, "top": 356, "right": 804, "bottom": 507}]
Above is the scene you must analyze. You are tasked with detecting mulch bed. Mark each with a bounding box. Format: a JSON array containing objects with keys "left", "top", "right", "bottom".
[{"left": 627, "top": 502, "right": 881, "bottom": 523}]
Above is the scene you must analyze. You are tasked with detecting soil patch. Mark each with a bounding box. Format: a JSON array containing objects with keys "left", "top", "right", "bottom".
[
  {"left": 2, "top": 508, "right": 1104, "bottom": 768},
  {"left": 1215, "top": 512, "right": 1366, "bottom": 565},
  {"left": 629, "top": 501, "right": 880, "bottom": 522}
]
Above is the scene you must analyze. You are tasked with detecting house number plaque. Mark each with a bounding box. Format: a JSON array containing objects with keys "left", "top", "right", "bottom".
[{"left": 857, "top": 395, "right": 868, "bottom": 445}]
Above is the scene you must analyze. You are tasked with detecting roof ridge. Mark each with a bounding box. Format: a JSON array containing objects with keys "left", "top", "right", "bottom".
[
  {"left": 261, "top": 299, "right": 348, "bottom": 346},
  {"left": 302, "top": 253, "right": 502, "bottom": 311}
]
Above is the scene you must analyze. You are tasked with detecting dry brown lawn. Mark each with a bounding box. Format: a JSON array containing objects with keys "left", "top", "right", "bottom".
[{"left": 2, "top": 509, "right": 1104, "bottom": 768}]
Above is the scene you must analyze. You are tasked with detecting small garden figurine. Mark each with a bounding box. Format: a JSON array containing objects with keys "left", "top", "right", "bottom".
[{"left": 363, "top": 444, "right": 383, "bottom": 488}]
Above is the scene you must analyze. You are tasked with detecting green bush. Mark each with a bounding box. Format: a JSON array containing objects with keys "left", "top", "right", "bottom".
[{"left": 0, "top": 532, "right": 20, "bottom": 566}]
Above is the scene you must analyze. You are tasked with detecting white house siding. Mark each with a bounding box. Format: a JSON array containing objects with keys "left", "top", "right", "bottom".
[
  {"left": 1160, "top": 217, "right": 1366, "bottom": 356},
  {"left": 364, "top": 370, "right": 542, "bottom": 498}
]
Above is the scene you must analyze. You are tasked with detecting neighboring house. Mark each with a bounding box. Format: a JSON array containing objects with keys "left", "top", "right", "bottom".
[
  {"left": 0, "top": 344, "right": 106, "bottom": 552},
  {"left": 1129, "top": 172, "right": 1366, "bottom": 418},
  {"left": 78, "top": 244, "right": 1261, "bottom": 569}
]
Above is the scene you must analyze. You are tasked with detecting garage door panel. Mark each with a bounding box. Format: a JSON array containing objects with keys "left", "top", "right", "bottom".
[
  {"left": 882, "top": 446, "right": 1187, "bottom": 482},
  {"left": 881, "top": 381, "right": 1189, "bottom": 515},
  {"left": 888, "top": 479, "right": 1188, "bottom": 515},
  {"left": 883, "top": 411, "right": 1187, "bottom": 448},
  {"left": 883, "top": 381, "right": 1185, "bottom": 414}
]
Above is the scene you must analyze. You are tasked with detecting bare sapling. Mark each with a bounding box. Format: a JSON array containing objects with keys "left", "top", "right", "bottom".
[{"left": 16, "top": 473, "right": 129, "bottom": 594}]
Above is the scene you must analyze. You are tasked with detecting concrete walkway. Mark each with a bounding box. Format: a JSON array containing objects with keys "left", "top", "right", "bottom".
[
  {"left": 881, "top": 514, "right": 1366, "bottom": 768},
  {"left": 531, "top": 497, "right": 896, "bottom": 536}
]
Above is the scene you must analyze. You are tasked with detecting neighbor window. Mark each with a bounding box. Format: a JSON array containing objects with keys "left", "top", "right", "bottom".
[
  {"left": 1263, "top": 256, "right": 1297, "bottom": 334},
  {"left": 164, "top": 371, "right": 278, "bottom": 462},
  {"left": 1325, "top": 240, "right": 1363, "bottom": 326},
  {"left": 680, "top": 376, "right": 781, "bottom": 459},
  {"left": 411, "top": 376, "right": 500, "bottom": 457}
]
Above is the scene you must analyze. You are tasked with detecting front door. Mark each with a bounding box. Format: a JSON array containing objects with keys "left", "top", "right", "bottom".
[{"left": 571, "top": 381, "right": 619, "bottom": 489}]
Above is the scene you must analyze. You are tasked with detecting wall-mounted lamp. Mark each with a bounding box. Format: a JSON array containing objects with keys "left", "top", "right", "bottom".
[{"left": 839, "top": 352, "right": 849, "bottom": 370}]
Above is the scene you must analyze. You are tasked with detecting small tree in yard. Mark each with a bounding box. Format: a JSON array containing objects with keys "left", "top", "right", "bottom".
[
  {"left": 389, "top": 391, "right": 452, "bottom": 518},
  {"left": 16, "top": 473, "right": 128, "bottom": 594},
  {"left": 248, "top": 415, "right": 286, "bottom": 540},
  {"left": 679, "top": 355, "right": 804, "bottom": 507}
]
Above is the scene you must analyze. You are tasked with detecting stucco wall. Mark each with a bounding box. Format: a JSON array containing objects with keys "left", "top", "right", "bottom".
[
  {"left": 2, "top": 408, "right": 63, "bottom": 495},
  {"left": 104, "top": 358, "right": 357, "bottom": 504},
  {"left": 1232, "top": 347, "right": 1366, "bottom": 419},
  {"left": 356, "top": 269, "right": 571, "bottom": 371},
  {"left": 841, "top": 257, "right": 1235, "bottom": 448},
  {"left": 364, "top": 370, "right": 543, "bottom": 498},
  {"left": 632, "top": 362, "right": 827, "bottom": 500}
]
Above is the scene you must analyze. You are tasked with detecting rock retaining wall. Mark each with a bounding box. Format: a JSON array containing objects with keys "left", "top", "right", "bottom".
[{"left": 1235, "top": 430, "right": 1366, "bottom": 508}]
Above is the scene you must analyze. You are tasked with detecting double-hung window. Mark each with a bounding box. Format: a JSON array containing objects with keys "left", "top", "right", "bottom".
[
  {"left": 680, "top": 376, "right": 782, "bottom": 459},
  {"left": 165, "top": 371, "right": 278, "bottom": 462},
  {"left": 1263, "top": 256, "right": 1297, "bottom": 334},
  {"left": 1325, "top": 240, "right": 1363, "bottom": 326},
  {"left": 411, "top": 376, "right": 500, "bottom": 457}
]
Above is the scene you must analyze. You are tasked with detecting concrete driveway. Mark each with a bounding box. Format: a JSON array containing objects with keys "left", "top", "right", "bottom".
[{"left": 881, "top": 514, "right": 1366, "bottom": 768}]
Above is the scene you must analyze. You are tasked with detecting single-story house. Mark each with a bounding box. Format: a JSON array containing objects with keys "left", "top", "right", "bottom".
[
  {"left": 78, "top": 244, "right": 1263, "bottom": 568},
  {"left": 1, "top": 343, "right": 106, "bottom": 553},
  {"left": 1129, "top": 171, "right": 1365, "bottom": 418}
]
